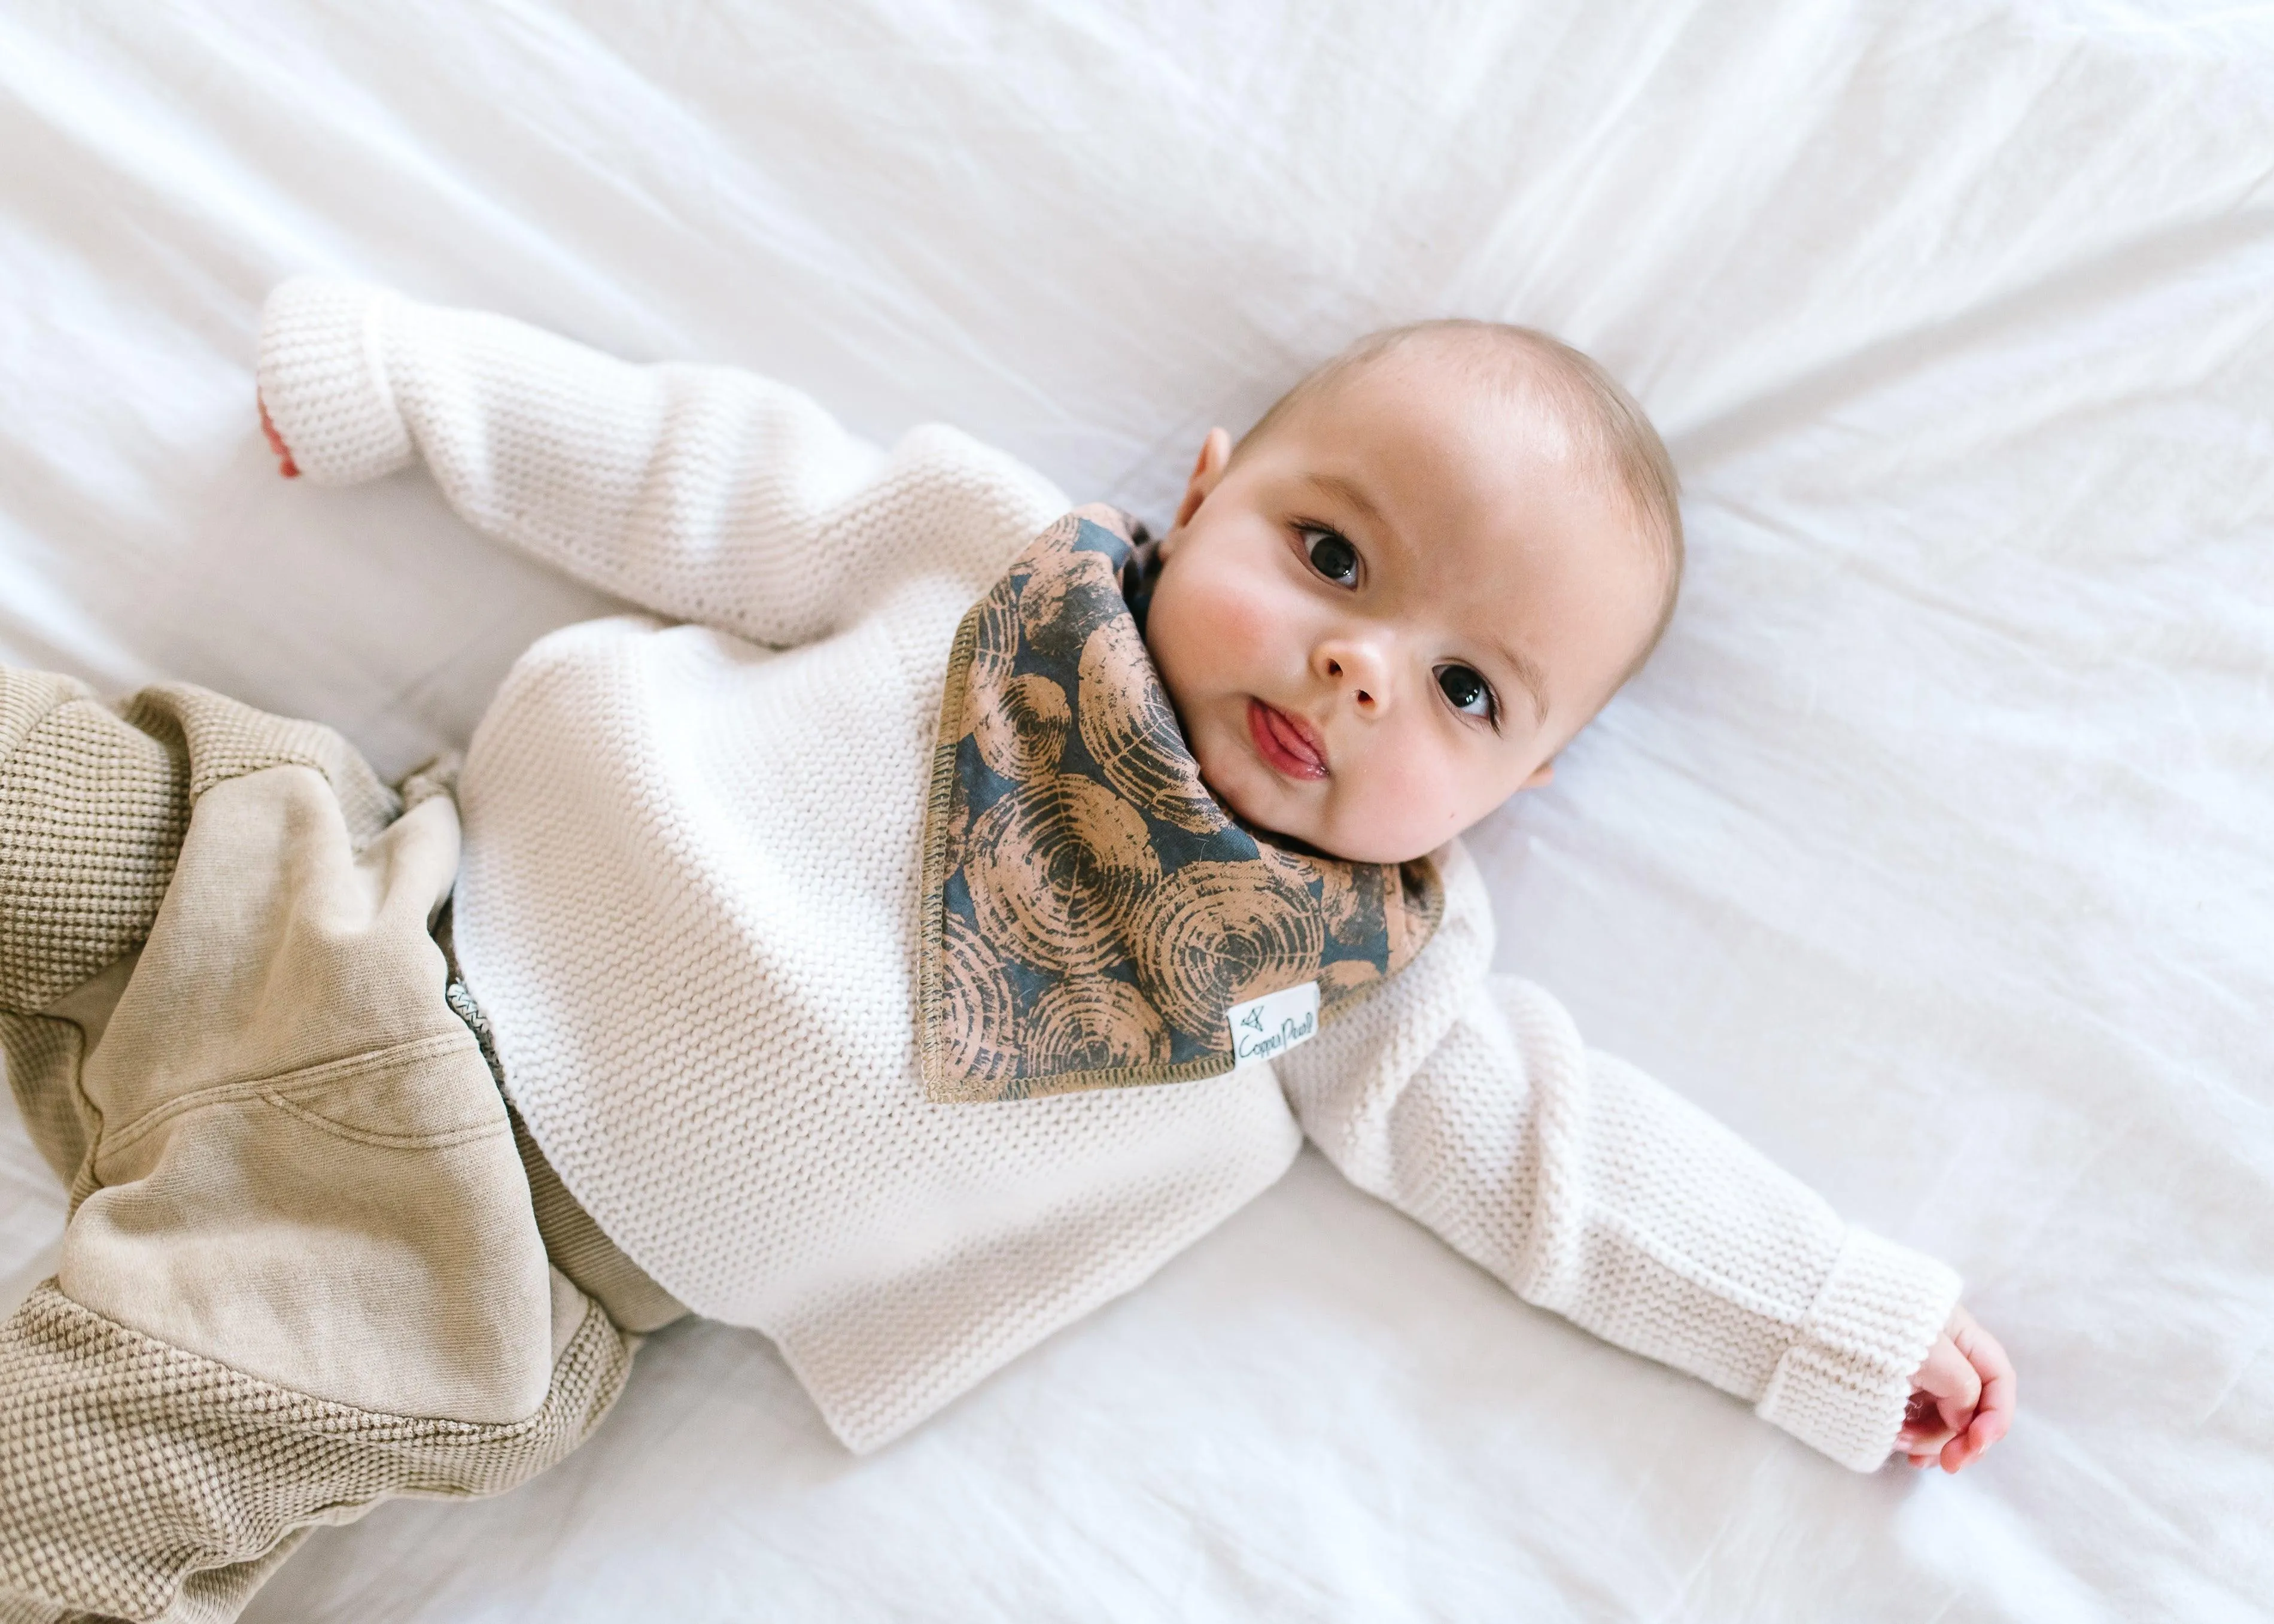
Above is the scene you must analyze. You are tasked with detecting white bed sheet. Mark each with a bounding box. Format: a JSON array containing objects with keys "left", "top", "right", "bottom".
[{"left": 2, "top": 1, "right": 2270, "bottom": 1618}]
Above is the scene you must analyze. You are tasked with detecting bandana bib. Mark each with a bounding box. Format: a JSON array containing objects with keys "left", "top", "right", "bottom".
[{"left": 918, "top": 505, "right": 1442, "bottom": 1103}]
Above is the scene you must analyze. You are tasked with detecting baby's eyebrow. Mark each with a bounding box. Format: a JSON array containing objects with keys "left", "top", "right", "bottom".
[
  {"left": 1493, "top": 640, "right": 1551, "bottom": 728},
  {"left": 1300, "top": 472, "right": 1390, "bottom": 536}
]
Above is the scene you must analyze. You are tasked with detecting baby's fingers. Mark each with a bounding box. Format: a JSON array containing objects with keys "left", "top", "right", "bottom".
[
  {"left": 259, "top": 394, "right": 300, "bottom": 479},
  {"left": 1896, "top": 1311, "right": 2018, "bottom": 1474},
  {"left": 1899, "top": 1333, "right": 1981, "bottom": 1453},
  {"left": 1939, "top": 1315, "right": 2017, "bottom": 1473},
  {"left": 1898, "top": 1387, "right": 1958, "bottom": 1454}
]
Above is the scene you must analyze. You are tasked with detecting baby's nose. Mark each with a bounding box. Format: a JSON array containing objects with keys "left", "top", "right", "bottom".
[
  {"left": 1324, "top": 657, "right": 1373, "bottom": 708},
  {"left": 1319, "top": 642, "right": 1391, "bottom": 712}
]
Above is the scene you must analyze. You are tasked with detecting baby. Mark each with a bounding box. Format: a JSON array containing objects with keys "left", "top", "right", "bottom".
[{"left": 0, "top": 281, "right": 2011, "bottom": 1619}]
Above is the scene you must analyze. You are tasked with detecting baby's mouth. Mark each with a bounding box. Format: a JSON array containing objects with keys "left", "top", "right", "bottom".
[{"left": 1247, "top": 698, "right": 1328, "bottom": 781}]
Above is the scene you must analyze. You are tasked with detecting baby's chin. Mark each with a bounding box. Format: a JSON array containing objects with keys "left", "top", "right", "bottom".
[
  {"left": 1189, "top": 713, "right": 1435, "bottom": 865},
  {"left": 1198, "top": 759, "right": 1381, "bottom": 865},
  {"left": 1198, "top": 759, "right": 1311, "bottom": 846}
]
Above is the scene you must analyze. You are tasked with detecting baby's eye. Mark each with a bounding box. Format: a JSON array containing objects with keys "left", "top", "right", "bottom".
[
  {"left": 1434, "top": 663, "right": 1497, "bottom": 722},
  {"left": 1302, "top": 527, "right": 1360, "bottom": 587}
]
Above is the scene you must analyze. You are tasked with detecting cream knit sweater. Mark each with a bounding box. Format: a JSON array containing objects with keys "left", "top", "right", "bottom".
[{"left": 254, "top": 279, "right": 1960, "bottom": 1467}]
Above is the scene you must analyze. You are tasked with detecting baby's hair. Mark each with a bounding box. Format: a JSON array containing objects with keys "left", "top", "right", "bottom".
[{"left": 1235, "top": 320, "right": 1684, "bottom": 691}]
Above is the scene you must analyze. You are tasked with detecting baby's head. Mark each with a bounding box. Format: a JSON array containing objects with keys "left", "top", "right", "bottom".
[{"left": 1143, "top": 320, "right": 1682, "bottom": 865}]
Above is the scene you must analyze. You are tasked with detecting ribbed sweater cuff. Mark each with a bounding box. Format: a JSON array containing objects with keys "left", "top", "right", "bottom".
[
  {"left": 1754, "top": 1227, "right": 1962, "bottom": 1471},
  {"left": 256, "top": 277, "right": 414, "bottom": 485}
]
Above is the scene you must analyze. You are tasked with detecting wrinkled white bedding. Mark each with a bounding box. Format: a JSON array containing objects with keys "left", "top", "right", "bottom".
[{"left": 3, "top": 1, "right": 2270, "bottom": 1618}]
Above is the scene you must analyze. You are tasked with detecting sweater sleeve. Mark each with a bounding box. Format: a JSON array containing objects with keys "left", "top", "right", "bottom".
[
  {"left": 1273, "top": 851, "right": 1960, "bottom": 1472},
  {"left": 254, "top": 278, "right": 1066, "bottom": 644}
]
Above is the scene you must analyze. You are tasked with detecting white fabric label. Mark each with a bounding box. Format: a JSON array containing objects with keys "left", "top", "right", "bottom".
[{"left": 1226, "top": 981, "right": 1320, "bottom": 1069}]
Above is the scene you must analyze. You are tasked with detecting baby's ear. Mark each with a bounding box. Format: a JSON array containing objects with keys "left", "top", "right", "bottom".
[
  {"left": 1521, "top": 760, "right": 1556, "bottom": 790},
  {"left": 1172, "top": 427, "right": 1233, "bottom": 530}
]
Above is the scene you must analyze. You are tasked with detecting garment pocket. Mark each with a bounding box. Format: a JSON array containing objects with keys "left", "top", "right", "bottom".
[
  {"left": 61, "top": 1020, "right": 557, "bottom": 1422},
  {"left": 89, "top": 1026, "right": 505, "bottom": 1182}
]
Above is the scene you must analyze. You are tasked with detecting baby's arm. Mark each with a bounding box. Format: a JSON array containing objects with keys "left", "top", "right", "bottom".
[
  {"left": 254, "top": 279, "right": 1064, "bottom": 644},
  {"left": 1276, "top": 893, "right": 2005, "bottom": 1472}
]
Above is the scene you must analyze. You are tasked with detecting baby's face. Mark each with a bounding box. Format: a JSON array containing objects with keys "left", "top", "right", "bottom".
[{"left": 1142, "top": 352, "right": 1665, "bottom": 865}]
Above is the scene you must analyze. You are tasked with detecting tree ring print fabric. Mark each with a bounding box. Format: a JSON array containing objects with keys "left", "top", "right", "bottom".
[{"left": 919, "top": 504, "right": 1442, "bottom": 1103}]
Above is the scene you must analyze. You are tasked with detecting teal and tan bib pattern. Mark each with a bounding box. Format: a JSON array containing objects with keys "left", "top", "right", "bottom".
[{"left": 919, "top": 505, "right": 1440, "bottom": 1103}]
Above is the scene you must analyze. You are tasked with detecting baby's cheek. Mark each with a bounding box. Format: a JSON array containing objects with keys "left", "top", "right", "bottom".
[
  {"left": 1322, "top": 742, "right": 1446, "bottom": 860},
  {"left": 1182, "top": 579, "right": 1281, "bottom": 655},
  {"left": 1152, "top": 573, "right": 1293, "bottom": 707}
]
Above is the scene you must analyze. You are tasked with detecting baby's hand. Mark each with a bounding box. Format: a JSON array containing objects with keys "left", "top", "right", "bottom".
[
  {"left": 259, "top": 393, "right": 299, "bottom": 479},
  {"left": 1898, "top": 1301, "right": 2014, "bottom": 1473}
]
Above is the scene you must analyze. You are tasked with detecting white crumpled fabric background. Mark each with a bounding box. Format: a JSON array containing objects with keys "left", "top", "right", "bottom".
[{"left": 2, "top": 2, "right": 2269, "bottom": 1619}]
